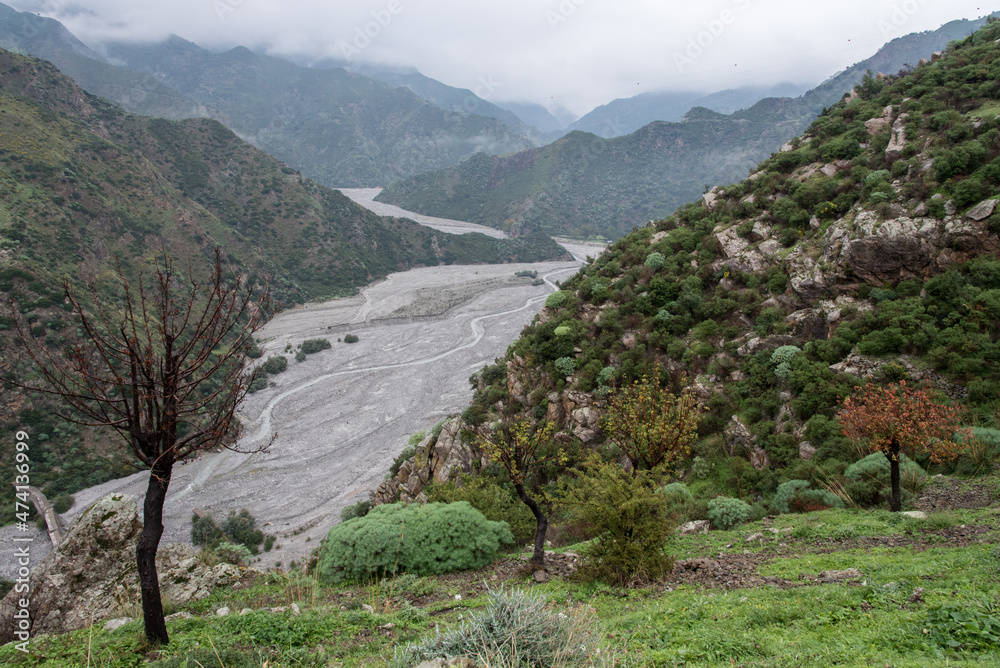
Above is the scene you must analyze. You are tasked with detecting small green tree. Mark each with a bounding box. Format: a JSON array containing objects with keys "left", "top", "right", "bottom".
[
  {"left": 477, "top": 419, "right": 561, "bottom": 565},
  {"left": 601, "top": 367, "right": 701, "bottom": 475},
  {"left": 563, "top": 461, "right": 675, "bottom": 585}
]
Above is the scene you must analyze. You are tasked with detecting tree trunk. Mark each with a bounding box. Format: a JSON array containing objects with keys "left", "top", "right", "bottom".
[
  {"left": 515, "top": 484, "right": 547, "bottom": 565},
  {"left": 137, "top": 455, "right": 173, "bottom": 644},
  {"left": 887, "top": 440, "right": 901, "bottom": 512}
]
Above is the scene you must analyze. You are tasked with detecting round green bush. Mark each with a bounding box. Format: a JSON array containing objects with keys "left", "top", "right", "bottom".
[
  {"left": 261, "top": 355, "right": 288, "bottom": 375},
  {"left": 545, "top": 291, "right": 572, "bottom": 308},
  {"left": 554, "top": 356, "right": 576, "bottom": 377},
  {"left": 644, "top": 252, "right": 665, "bottom": 270},
  {"left": 660, "top": 482, "right": 693, "bottom": 502},
  {"left": 706, "top": 496, "right": 751, "bottom": 530},
  {"left": 343, "top": 333, "right": 360, "bottom": 344},
  {"left": 845, "top": 452, "right": 926, "bottom": 485},
  {"left": 317, "top": 502, "right": 515, "bottom": 584},
  {"left": 772, "top": 480, "right": 843, "bottom": 514}
]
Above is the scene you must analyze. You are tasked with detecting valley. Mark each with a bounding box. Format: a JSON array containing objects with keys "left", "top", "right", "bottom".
[{"left": 33, "top": 218, "right": 597, "bottom": 570}]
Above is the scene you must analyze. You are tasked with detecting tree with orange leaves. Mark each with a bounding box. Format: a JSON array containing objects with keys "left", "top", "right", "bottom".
[{"left": 838, "top": 380, "right": 966, "bottom": 511}]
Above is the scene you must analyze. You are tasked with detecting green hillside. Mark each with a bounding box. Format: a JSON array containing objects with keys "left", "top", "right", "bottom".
[
  {"left": 377, "top": 17, "right": 992, "bottom": 240},
  {"left": 454, "top": 18, "right": 1000, "bottom": 512},
  {"left": 0, "top": 48, "right": 567, "bottom": 525}
]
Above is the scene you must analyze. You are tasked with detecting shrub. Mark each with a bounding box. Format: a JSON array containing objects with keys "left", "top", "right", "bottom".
[
  {"left": 301, "top": 338, "right": 332, "bottom": 354},
  {"left": 771, "top": 345, "right": 801, "bottom": 379},
  {"left": 562, "top": 464, "right": 675, "bottom": 585},
  {"left": 247, "top": 374, "right": 268, "bottom": 393},
  {"left": 294, "top": 350, "right": 306, "bottom": 362},
  {"left": 660, "top": 482, "right": 695, "bottom": 521},
  {"left": 706, "top": 496, "right": 751, "bottom": 530},
  {"left": 426, "top": 476, "right": 535, "bottom": 545},
  {"left": 52, "top": 493, "right": 74, "bottom": 514},
  {"left": 261, "top": 355, "right": 288, "bottom": 375},
  {"left": 340, "top": 499, "right": 372, "bottom": 522},
  {"left": 545, "top": 291, "right": 572, "bottom": 308},
  {"left": 190, "top": 513, "right": 224, "bottom": 547},
  {"left": 845, "top": 452, "right": 926, "bottom": 488},
  {"left": 645, "top": 252, "right": 665, "bottom": 269},
  {"left": 554, "top": 356, "right": 576, "bottom": 377},
  {"left": 772, "top": 480, "right": 844, "bottom": 514},
  {"left": 246, "top": 338, "right": 264, "bottom": 360},
  {"left": 316, "top": 502, "right": 514, "bottom": 584},
  {"left": 221, "top": 509, "right": 264, "bottom": 553},
  {"left": 213, "top": 541, "right": 252, "bottom": 566},
  {"left": 343, "top": 334, "right": 360, "bottom": 344},
  {"left": 392, "top": 587, "right": 599, "bottom": 668}
]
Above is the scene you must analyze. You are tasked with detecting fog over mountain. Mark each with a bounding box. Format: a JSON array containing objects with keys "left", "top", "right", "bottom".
[{"left": 7, "top": 0, "right": 997, "bottom": 115}]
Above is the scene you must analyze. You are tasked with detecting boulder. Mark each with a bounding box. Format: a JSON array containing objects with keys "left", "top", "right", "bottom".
[
  {"left": 799, "top": 441, "right": 817, "bottom": 460},
  {"left": 966, "top": 199, "right": 998, "bottom": 222},
  {"left": 0, "top": 494, "right": 142, "bottom": 641},
  {"left": 157, "top": 543, "right": 242, "bottom": 606},
  {"left": 678, "top": 520, "right": 710, "bottom": 535},
  {"left": 885, "top": 113, "right": 909, "bottom": 161}
]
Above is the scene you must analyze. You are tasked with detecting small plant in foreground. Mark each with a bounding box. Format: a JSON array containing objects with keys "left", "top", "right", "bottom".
[
  {"left": 392, "top": 587, "right": 608, "bottom": 668},
  {"left": 344, "top": 333, "right": 360, "bottom": 343}
]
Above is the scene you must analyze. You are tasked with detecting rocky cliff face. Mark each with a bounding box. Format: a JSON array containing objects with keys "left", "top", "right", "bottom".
[{"left": 0, "top": 495, "right": 243, "bottom": 641}]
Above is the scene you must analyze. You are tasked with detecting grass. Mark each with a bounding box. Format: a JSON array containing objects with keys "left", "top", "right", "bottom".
[{"left": 2, "top": 494, "right": 998, "bottom": 667}]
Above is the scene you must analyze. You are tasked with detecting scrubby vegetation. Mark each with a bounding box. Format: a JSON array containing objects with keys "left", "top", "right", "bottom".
[{"left": 316, "top": 502, "right": 515, "bottom": 584}]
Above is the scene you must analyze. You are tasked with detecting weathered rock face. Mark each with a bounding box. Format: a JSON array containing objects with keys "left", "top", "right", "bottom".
[
  {"left": 822, "top": 207, "right": 1000, "bottom": 284},
  {"left": 0, "top": 495, "right": 247, "bottom": 642},
  {"left": 723, "top": 416, "right": 770, "bottom": 470},
  {"left": 0, "top": 494, "right": 142, "bottom": 640},
  {"left": 156, "top": 544, "right": 242, "bottom": 606}
]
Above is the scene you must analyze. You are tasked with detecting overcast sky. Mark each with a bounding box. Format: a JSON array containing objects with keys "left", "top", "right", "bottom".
[{"left": 8, "top": 0, "right": 999, "bottom": 115}]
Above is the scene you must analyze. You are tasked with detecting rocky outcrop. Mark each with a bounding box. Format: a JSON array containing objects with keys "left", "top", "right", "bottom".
[
  {"left": 0, "top": 494, "right": 142, "bottom": 640},
  {"left": 0, "top": 494, "right": 248, "bottom": 642},
  {"left": 156, "top": 544, "right": 242, "bottom": 606},
  {"left": 723, "top": 416, "right": 770, "bottom": 470},
  {"left": 822, "top": 206, "right": 1000, "bottom": 284},
  {"left": 885, "top": 113, "right": 909, "bottom": 161}
]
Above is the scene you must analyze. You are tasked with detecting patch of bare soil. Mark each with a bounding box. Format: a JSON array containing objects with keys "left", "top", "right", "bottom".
[{"left": 915, "top": 476, "right": 998, "bottom": 511}]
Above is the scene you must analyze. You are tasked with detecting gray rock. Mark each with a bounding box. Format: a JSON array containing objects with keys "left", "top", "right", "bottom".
[
  {"left": 745, "top": 532, "right": 764, "bottom": 542},
  {"left": 944, "top": 200, "right": 957, "bottom": 216},
  {"left": 900, "top": 511, "right": 927, "bottom": 520},
  {"left": 966, "top": 199, "right": 998, "bottom": 221},
  {"left": 103, "top": 618, "right": 133, "bottom": 632},
  {"left": 0, "top": 494, "right": 142, "bottom": 642},
  {"left": 216, "top": 607, "right": 230, "bottom": 617},
  {"left": 678, "top": 520, "right": 710, "bottom": 535},
  {"left": 799, "top": 441, "right": 817, "bottom": 460},
  {"left": 724, "top": 415, "right": 770, "bottom": 470}
]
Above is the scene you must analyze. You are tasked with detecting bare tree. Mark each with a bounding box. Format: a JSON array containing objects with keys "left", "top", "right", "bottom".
[{"left": 8, "top": 250, "right": 273, "bottom": 644}]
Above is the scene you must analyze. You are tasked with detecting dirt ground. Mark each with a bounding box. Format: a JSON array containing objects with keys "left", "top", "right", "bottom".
[{"left": 40, "top": 196, "right": 601, "bottom": 571}]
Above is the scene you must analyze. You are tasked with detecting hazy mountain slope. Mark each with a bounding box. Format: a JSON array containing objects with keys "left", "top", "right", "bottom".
[
  {"left": 493, "top": 100, "right": 570, "bottom": 136},
  {"left": 377, "top": 16, "right": 992, "bottom": 240},
  {"left": 0, "top": 2, "right": 204, "bottom": 119},
  {"left": 93, "top": 37, "right": 532, "bottom": 188}
]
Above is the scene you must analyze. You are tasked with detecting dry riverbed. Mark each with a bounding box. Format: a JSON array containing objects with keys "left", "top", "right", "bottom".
[{"left": 38, "top": 203, "right": 599, "bottom": 570}]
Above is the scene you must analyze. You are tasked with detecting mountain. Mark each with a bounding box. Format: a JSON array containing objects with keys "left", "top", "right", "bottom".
[
  {"left": 568, "top": 84, "right": 808, "bottom": 138},
  {"left": 0, "top": 3, "right": 534, "bottom": 187},
  {"left": 376, "top": 16, "right": 993, "bottom": 240},
  {"left": 0, "top": 3, "right": 205, "bottom": 119},
  {"left": 493, "top": 100, "right": 572, "bottom": 137},
  {"left": 389, "top": 17, "right": 1000, "bottom": 527},
  {"left": 0, "top": 47, "right": 568, "bottom": 527}
]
